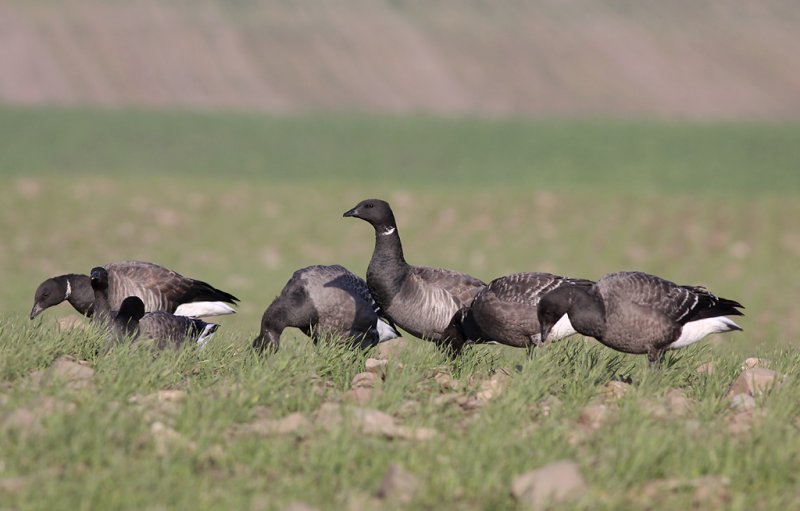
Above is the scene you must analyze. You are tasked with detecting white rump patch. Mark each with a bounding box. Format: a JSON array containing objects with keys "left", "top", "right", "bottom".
[
  {"left": 195, "top": 323, "right": 219, "bottom": 349},
  {"left": 174, "top": 301, "right": 237, "bottom": 318},
  {"left": 547, "top": 314, "right": 578, "bottom": 342},
  {"left": 669, "top": 317, "right": 742, "bottom": 349},
  {"left": 381, "top": 226, "right": 396, "bottom": 236},
  {"left": 375, "top": 319, "right": 400, "bottom": 343}
]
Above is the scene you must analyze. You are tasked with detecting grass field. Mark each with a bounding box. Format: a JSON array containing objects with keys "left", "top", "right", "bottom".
[{"left": 1, "top": 106, "right": 800, "bottom": 509}]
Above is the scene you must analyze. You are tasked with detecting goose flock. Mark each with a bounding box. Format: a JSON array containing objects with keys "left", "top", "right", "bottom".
[{"left": 29, "top": 198, "right": 744, "bottom": 365}]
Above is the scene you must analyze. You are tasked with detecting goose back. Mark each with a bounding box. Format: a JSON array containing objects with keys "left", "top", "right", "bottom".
[
  {"left": 253, "top": 265, "right": 398, "bottom": 352},
  {"left": 104, "top": 261, "right": 238, "bottom": 315},
  {"left": 469, "top": 272, "right": 593, "bottom": 347}
]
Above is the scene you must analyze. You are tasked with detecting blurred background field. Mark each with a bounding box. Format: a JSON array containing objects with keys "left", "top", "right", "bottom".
[{"left": 1, "top": 106, "right": 798, "bottom": 344}]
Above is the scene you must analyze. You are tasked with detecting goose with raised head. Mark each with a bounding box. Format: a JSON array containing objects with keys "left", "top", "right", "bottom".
[
  {"left": 252, "top": 264, "right": 400, "bottom": 353},
  {"left": 442, "top": 272, "right": 594, "bottom": 355},
  {"left": 30, "top": 260, "right": 239, "bottom": 319},
  {"left": 91, "top": 267, "right": 219, "bottom": 349},
  {"left": 343, "top": 199, "right": 486, "bottom": 346},
  {"left": 537, "top": 271, "right": 744, "bottom": 365}
]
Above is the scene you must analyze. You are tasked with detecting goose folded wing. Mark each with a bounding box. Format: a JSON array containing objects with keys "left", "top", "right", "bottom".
[
  {"left": 490, "top": 273, "right": 589, "bottom": 306},
  {"left": 411, "top": 266, "right": 486, "bottom": 308},
  {"left": 606, "top": 272, "right": 743, "bottom": 324},
  {"left": 107, "top": 262, "right": 192, "bottom": 312}
]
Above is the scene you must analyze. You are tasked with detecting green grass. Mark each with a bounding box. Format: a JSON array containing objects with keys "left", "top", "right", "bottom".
[
  {"left": 2, "top": 318, "right": 800, "bottom": 510},
  {"left": 1, "top": 105, "right": 799, "bottom": 194},
  {"left": 1, "top": 106, "right": 799, "bottom": 509}
]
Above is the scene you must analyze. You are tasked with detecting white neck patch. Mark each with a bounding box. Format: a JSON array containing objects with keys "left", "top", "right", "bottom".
[
  {"left": 382, "top": 226, "right": 396, "bottom": 236},
  {"left": 65, "top": 280, "right": 72, "bottom": 300}
]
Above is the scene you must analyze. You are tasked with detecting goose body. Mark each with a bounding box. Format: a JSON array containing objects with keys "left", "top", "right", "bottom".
[
  {"left": 443, "top": 272, "right": 594, "bottom": 353},
  {"left": 91, "top": 268, "right": 219, "bottom": 349},
  {"left": 30, "top": 260, "right": 238, "bottom": 319},
  {"left": 343, "top": 199, "right": 486, "bottom": 344},
  {"left": 252, "top": 265, "right": 400, "bottom": 353},
  {"left": 538, "top": 271, "right": 744, "bottom": 365}
]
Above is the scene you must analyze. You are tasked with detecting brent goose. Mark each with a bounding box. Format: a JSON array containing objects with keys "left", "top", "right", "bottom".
[
  {"left": 252, "top": 265, "right": 400, "bottom": 353},
  {"left": 537, "top": 271, "right": 744, "bottom": 365},
  {"left": 343, "top": 199, "right": 486, "bottom": 346},
  {"left": 30, "top": 260, "right": 238, "bottom": 319},
  {"left": 442, "top": 272, "right": 595, "bottom": 355},
  {"left": 91, "top": 267, "right": 218, "bottom": 348}
]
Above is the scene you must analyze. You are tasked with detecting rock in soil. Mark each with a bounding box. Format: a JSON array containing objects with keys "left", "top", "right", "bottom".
[{"left": 511, "top": 460, "right": 587, "bottom": 508}]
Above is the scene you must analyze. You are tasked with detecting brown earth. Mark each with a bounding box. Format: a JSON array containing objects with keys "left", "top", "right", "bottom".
[{"left": 1, "top": 0, "right": 799, "bottom": 118}]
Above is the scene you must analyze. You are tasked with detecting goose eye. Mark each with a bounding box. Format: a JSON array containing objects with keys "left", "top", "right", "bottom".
[{"left": 365, "top": 203, "right": 374, "bottom": 209}]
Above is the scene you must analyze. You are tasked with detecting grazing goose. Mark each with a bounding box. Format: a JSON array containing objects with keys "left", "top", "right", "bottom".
[
  {"left": 91, "top": 267, "right": 218, "bottom": 348},
  {"left": 442, "top": 272, "right": 595, "bottom": 355},
  {"left": 30, "top": 260, "right": 239, "bottom": 319},
  {"left": 252, "top": 265, "right": 400, "bottom": 353},
  {"left": 537, "top": 271, "right": 744, "bottom": 365},
  {"left": 343, "top": 199, "right": 486, "bottom": 346}
]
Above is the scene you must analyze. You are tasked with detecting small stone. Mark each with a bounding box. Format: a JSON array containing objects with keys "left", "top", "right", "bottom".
[
  {"left": 392, "top": 425, "right": 437, "bottom": 441},
  {"left": 129, "top": 390, "right": 185, "bottom": 424},
  {"left": 354, "top": 407, "right": 397, "bottom": 436},
  {"left": 433, "top": 370, "right": 460, "bottom": 391},
  {"left": 375, "top": 464, "right": 420, "bottom": 505},
  {"left": 396, "top": 400, "right": 419, "bottom": 417},
  {"left": 695, "top": 362, "right": 715, "bottom": 375},
  {"left": 511, "top": 460, "right": 587, "bottom": 508},
  {"left": 727, "top": 368, "right": 780, "bottom": 398},
  {"left": 349, "top": 387, "right": 374, "bottom": 405},
  {"left": 157, "top": 390, "right": 187, "bottom": 402},
  {"left": 31, "top": 356, "right": 94, "bottom": 390},
  {"left": 151, "top": 421, "right": 195, "bottom": 457},
  {"left": 238, "top": 412, "right": 312, "bottom": 437},
  {"left": 0, "top": 476, "right": 26, "bottom": 494},
  {"left": 314, "top": 402, "right": 343, "bottom": 428},
  {"left": 314, "top": 403, "right": 434, "bottom": 440},
  {"left": 635, "top": 476, "right": 730, "bottom": 507},
  {"left": 474, "top": 369, "right": 510, "bottom": 403},
  {"left": 374, "top": 338, "right": 408, "bottom": 360},
  {"left": 2, "top": 407, "right": 39, "bottom": 432},
  {"left": 365, "top": 358, "right": 389, "bottom": 378},
  {"left": 351, "top": 372, "right": 378, "bottom": 389},
  {"left": 578, "top": 402, "right": 609, "bottom": 430},
  {"left": 742, "top": 357, "right": 770, "bottom": 370},
  {"left": 603, "top": 380, "right": 631, "bottom": 401},
  {"left": 729, "top": 393, "right": 756, "bottom": 411},
  {"left": 432, "top": 393, "right": 463, "bottom": 407},
  {"left": 664, "top": 388, "right": 694, "bottom": 417},
  {"left": 727, "top": 414, "right": 752, "bottom": 435}
]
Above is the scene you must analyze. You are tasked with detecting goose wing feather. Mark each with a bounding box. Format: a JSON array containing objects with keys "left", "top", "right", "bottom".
[
  {"left": 599, "top": 272, "right": 742, "bottom": 325},
  {"left": 105, "top": 261, "right": 192, "bottom": 312}
]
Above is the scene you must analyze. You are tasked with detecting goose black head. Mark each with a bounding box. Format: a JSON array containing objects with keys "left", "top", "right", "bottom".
[
  {"left": 343, "top": 199, "right": 397, "bottom": 231},
  {"left": 90, "top": 267, "right": 109, "bottom": 291},
  {"left": 118, "top": 296, "right": 146, "bottom": 321},
  {"left": 537, "top": 286, "right": 574, "bottom": 343},
  {"left": 114, "top": 296, "right": 145, "bottom": 340},
  {"left": 30, "top": 277, "right": 68, "bottom": 319},
  {"left": 252, "top": 328, "right": 281, "bottom": 354}
]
